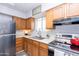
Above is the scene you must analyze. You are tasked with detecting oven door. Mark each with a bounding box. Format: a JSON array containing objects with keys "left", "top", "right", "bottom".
[{"left": 48, "top": 46, "right": 54, "bottom": 56}]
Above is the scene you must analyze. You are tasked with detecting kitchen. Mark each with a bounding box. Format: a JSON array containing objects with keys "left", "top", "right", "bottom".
[{"left": 0, "top": 3, "right": 79, "bottom": 56}]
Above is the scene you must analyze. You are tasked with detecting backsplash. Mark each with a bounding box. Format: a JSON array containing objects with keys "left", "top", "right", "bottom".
[
  {"left": 16, "top": 30, "right": 32, "bottom": 36},
  {"left": 31, "top": 30, "right": 56, "bottom": 40},
  {"left": 55, "top": 24, "right": 79, "bottom": 34},
  {"left": 16, "top": 30, "right": 25, "bottom": 36}
]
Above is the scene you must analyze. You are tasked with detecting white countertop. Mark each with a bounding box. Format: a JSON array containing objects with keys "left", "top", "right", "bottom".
[{"left": 16, "top": 35, "right": 55, "bottom": 44}]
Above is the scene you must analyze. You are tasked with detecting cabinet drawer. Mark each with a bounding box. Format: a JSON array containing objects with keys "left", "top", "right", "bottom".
[
  {"left": 39, "top": 48, "right": 48, "bottom": 56},
  {"left": 32, "top": 40, "right": 39, "bottom": 45},
  {"left": 16, "top": 43, "right": 23, "bottom": 47},
  {"left": 16, "top": 38, "right": 22, "bottom": 42},
  {"left": 40, "top": 42, "right": 48, "bottom": 49},
  {"left": 27, "top": 39, "right": 33, "bottom": 43},
  {"left": 16, "top": 41, "right": 23, "bottom": 44},
  {"left": 16, "top": 37, "right": 23, "bottom": 41},
  {"left": 16, "top": 47, "right": 23, "bottom": 52}
]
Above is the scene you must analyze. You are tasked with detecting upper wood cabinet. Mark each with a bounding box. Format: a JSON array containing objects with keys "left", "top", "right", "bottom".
[
  {"left": 45, "top": 9, "right": 54, "bottom": 29},
  {"left": 13, "top": 16, "right": 34, "bottom": 30},
  {"left": 13, "top": 16, "right": 26, "bottom": 30},
  {"left": 66, "top": 3, "right": 79, "bottom": 17},
  {"left": 45, "top": 4, "right": 66, "bottom": 29},
  {"left": 45, "top": 3, "right": 79, "bottom": 29},
  {"left": 25, "top": 17, "right": 34, "bottom": 30},
  {"left": 53, "top": 4, "right": 66, "bottom": 20}
]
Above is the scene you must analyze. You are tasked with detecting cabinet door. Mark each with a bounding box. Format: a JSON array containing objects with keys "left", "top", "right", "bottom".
[
  {"left": 26, "top": 17, "right": 34, "bottom": 30},
  {"left": 23, "top": 38, "right": 28, "bottom": 53},
  {"left": 53, "top": 4, "right": 66, "bottom": 20},
  {"left": 26, "top": 19, "right": 31, "bottom": 29},
  {"left": 16, "top": 38, "right": 24, "bottom": 52},
  {"left": 39, "top": 43, "right": 48, "bottom": 56},
  {"left": 32, "top": 45, "right": 39, "bottom": 56},
  {"left": 13, "top": 16, "right": 26, "bottom": 30},
  {"left": 16, "top": 47, "right": 23, "bottom": 52},
  {"left": 45, "top": 9, "right": 54, "bottom": 29},
  {"left": 21, "top": 19, "right": 26, "bottom": 30},
  {"left": 32, "top": 40, "right": 39, "bottom": 56},
  {"left": 67, "top": 3, "right": 79, "bottom": 17},
  {"left": 27, "top": 39, "right": 33, "bottom": 56},
  {"left": 14, "top": 17, "right": 21, "bottom": 30},
  {"left": 39, "top": 47, "right": 48, "bottom": 56}
]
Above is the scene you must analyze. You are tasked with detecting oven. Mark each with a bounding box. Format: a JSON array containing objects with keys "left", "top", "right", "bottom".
[{"left": 48, "top": 46, "right": 54, "bottom": 56}]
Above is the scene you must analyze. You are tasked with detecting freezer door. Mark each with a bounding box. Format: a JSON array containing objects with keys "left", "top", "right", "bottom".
[
  {"left": 0, "top": 14, "right": 16, "bottom": 34},
  {"left": 0, "top": 35, "right": 16, "bottom": 56}
]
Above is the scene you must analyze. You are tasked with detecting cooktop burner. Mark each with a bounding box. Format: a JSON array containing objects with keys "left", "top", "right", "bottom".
[{"left": 49, "top": 40, "right": 79, "bottom": 53}]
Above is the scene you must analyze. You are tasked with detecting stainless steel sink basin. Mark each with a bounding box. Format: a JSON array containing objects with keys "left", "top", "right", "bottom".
[{"left": 31, "top": 37, "right": 45, "bottom": 40}]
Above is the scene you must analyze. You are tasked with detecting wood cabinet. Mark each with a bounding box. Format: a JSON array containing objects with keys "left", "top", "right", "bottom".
[
  {"left": 16, "top": 37, "right": 24, "bottom": 52},
  {"left": 53, "top": 4, "right": 66, "bottom": 20},
  {"left": 13, "top": 16, "right": 34, "bottom": 30},
  {"left": 39, "top": 42, "right": 48, "bottom": 56},
  {"left": 27, "top": 39, "right": 33, "bottom": 56},
  {"left": 45, "top": 9, "right": 54, "bottom": 29},
  {"left": 45, "top": 3, "right": 79, "bottom": 29},
  {"left": 24, "top": 38, "right": 28, "bottom": 53},
  {"left": 66, "top": 3, "right": 79, "bottom": 17},
  {"left": 25, "top": 17, "right": 34, "bottom": 30},
  {"left": 32, "top": 40, "right": 39, "bottom": 56},
  {"left": 45, "top": 4, "right": 66, "bottom": 29},
  {"left": 13, "top": 16, "right": 26, "bottom": 30},
  {"left": 24, "top": 38, "right": 48, "bottom": 56},
  {"left": 24, "top": 38, "right": 33, "bottom": 56}
]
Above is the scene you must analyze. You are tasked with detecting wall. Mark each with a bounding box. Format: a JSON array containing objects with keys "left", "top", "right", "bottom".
[{"left": 0, "top": 5, "right": 26, "bottom": 18}]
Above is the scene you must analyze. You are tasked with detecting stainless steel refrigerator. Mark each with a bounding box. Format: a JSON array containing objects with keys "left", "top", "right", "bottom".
[{"left": 0, "top": 14, "right": 16, "bottom": 56}]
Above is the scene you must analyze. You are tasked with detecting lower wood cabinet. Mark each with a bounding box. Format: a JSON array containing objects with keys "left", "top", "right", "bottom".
[
  {"left": 27, "top": 39, "right": 33, "bottom": 56},
  {"left": 16, "top": 37, "right": 48, "bottom": 56},
  {"left": 24, "top": 38, "right": 48, "bottom": 56},
  {"left": 16, "top": 47, "right": 23, "bottom": 52},
  {"left": 32, "top": 40, "right": 40, "bottom": 56},
  {"left": 16, "top": 37, "right": 24, "bottom": 52},
  {"left": 39, "top": 42, "right": 48, "bottom": 56}
]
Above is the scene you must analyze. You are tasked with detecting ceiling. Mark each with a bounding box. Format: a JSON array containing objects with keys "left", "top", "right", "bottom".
[{"left": 0, "top": 3, "right": 41, "bottom": 13}]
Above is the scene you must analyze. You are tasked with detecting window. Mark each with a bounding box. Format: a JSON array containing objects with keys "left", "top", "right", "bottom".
[
  {"left": 35, "top": 17, "right": 46, "bottom": 32},
  {"left": 32, "top": 5, "right": 41, "bottom": 15}
]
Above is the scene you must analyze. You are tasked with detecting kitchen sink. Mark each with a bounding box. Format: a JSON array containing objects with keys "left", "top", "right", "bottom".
[{"left": 31, "top": 36, "right": 45, "bottom": 40}]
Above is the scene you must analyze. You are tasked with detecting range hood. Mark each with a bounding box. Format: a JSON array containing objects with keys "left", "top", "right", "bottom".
[{"left": 54, "top": 17, "right": 79, "bottom": 25}]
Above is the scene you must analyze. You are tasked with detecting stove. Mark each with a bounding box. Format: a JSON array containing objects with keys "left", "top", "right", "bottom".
[{"left": 48, "top": 33, "right": 79, "bottom": 56}]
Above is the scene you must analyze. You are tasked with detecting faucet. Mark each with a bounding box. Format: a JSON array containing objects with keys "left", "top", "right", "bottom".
[{"left": 37, "top": 30, "right": 41, "bottom": 38}]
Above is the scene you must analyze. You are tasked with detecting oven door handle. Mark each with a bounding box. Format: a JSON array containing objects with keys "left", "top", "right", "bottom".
[{"left": 48, "top": 46, "right": 54, "bottom": 51}]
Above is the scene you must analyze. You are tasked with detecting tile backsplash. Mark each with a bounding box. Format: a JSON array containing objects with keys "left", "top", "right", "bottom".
[
  {"left": 16, "top": 30, "right": 25, "bottom": 36},
  {"left": 55, "top": 24, "right": 79, "bottom": 34}
]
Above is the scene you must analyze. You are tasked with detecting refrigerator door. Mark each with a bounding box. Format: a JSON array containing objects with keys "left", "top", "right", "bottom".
[
  {"left": 0, "top": 14, "right": 16, "bottom": 34},
  {"left": 0, "top": 35, "right": 16, "bottom": 56}
]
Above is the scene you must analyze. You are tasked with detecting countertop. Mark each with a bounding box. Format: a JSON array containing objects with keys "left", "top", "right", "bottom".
[{"left": 16, "top": 35, "right": 55, "bottom": 44}]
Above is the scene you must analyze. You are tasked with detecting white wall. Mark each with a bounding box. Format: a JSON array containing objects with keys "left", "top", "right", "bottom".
[{"left": 0, "top": 5, "right": 26, "bottom": 18}]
